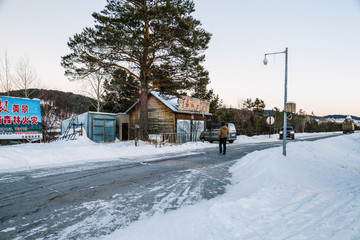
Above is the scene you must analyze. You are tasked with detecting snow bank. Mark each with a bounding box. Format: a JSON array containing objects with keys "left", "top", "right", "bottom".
[
  {"left": 102, "top": 133, "right": 360, "bottom": 240},
  {"left": 235, "top": 131, "right": 339, "bottom": 143},
  {"left": 0, "top": 132, "right": 340, "bottom": 172},
  {"left": 0, "top": 136, "right": 211, "bottom": 172}
]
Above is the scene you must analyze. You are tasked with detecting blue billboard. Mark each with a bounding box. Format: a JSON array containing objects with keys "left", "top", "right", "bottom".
[{"left": 0, "top": 96, "right": 43, "bottom": 140}]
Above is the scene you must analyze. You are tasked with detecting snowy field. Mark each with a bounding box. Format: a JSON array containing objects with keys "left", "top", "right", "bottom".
[
  {"left": 0, "top": 132, "right": 339, "bottom": 172},
  {"left": 1, "top": 132, "right": 359, "bottom": 239}
]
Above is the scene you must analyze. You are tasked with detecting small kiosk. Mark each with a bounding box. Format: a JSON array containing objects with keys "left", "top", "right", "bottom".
[{"left": 61, "top": 112, "right": 117, "bottom": 142}]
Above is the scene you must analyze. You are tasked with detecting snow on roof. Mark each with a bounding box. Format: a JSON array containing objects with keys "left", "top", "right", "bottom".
[
  {"left": 126, "top": 91, "right": 212, "bottom": 116},
  {"left": 62, "top": 111, "right": 117, "bottom": 122},
  {"left": 150, "top": 91, "right": 179, "bottom": 112}
]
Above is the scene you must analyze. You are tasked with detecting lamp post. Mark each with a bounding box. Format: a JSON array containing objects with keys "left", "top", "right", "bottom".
[{"left": 263, "top": 47, "right": 288, "bottom": 156}]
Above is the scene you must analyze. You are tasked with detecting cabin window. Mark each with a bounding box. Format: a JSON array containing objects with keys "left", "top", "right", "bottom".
[
  {"left": 176, "top": 119, "right": 191, "bottom": 143},
  {"left": 192, "top": 120, "right": 205, "bottom": 141},
  {"left": 176, "top": 119, "right": 204, "bottom": 142}
]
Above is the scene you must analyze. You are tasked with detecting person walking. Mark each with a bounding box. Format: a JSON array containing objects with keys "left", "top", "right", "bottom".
[{"left": 218, "top": 122, "right": 229, "bottom": 155}]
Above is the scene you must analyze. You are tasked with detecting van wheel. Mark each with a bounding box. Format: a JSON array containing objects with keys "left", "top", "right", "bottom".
[
  {"left": 228, "top": 140, "right": 234, "bottom": 143},
  {"left": 209, "top": 140, "right": 213, "bottom": 143}
]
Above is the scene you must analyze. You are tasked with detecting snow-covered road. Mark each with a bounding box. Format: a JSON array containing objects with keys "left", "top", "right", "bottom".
[{"left": 1, "top": 132, "right": 355, "bottom": 240}]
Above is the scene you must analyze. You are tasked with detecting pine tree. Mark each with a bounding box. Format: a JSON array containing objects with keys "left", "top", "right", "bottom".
[
  {"left": 61, "top": 0, "right": 211, "bottom": 140},
  {"left": 240, "top": 98, "right": 267, "bottom": 135},
  {"left": 252, "top": 98, "right": 266, "bottom": 134},
  {"left": 272, "top": 107, "right": 283, "bottom": 132}
]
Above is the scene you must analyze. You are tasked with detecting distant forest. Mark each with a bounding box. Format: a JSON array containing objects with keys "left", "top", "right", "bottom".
[
  {"left": 1, "top": 89, "right": 358, "bottom": 141},
  {"left": 211, "top": 98, "right": 359, "bottom": 136}
]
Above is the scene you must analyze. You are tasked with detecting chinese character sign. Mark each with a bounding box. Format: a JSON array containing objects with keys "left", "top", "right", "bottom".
[
  {"left": 0, "top": 96, "right": 43, "bottom": 140},
  {"left": 177, "top": 96, "right": 210, "bottom": 113}
]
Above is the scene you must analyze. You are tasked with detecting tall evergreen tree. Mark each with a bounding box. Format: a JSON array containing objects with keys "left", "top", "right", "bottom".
[
  {"left": 61, "top": 0, "right": 211, "bottom": 140},
  {"left": 252, "top": 98, "right": 266, "bottom": 134}
]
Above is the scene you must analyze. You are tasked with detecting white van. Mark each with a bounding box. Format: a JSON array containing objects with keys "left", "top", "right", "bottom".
[{"left": 200, "top": 123, "right": 237, "bottom": 143}]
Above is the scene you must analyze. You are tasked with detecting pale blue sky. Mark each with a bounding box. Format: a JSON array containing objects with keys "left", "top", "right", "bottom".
[{"left": 0, "top": 0, "right": 359, "bottom": 116}]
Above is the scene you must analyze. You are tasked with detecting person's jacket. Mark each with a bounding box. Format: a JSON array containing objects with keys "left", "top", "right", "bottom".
[{"left": 218, "top": 125, "right": 229, "bottom": 139}]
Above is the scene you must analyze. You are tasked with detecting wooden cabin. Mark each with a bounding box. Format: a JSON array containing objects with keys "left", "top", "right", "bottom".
[{"left": 126, "top": 92, "right": 211, "bottom": 142}]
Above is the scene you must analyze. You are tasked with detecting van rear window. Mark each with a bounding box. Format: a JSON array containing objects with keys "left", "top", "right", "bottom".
[{"left": 228, "top": 124, "right": 236, "bottom": 131}]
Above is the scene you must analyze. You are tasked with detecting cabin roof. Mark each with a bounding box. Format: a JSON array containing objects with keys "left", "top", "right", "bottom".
[{"left": 126, "top": 91, "right": 212, "bottom": 116}]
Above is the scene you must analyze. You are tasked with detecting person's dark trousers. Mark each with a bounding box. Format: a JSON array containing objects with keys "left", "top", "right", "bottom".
[{"left": 219, "top": 138, "right": 227, "bottom": 155}]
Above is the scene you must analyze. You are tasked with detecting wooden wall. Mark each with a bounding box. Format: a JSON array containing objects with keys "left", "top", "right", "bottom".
[
  {"left": 129, "top": 95, "right": 175, "bottom": 138},
  {"left": 175, "top": 113, "right": 207, "bottom": 121}
]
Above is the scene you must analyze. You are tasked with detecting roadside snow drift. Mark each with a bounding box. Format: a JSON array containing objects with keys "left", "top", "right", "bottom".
[
  {"left": 102, "top": 133, "right": 360, "bottom": 240},
  {"left": 0, "top": 132, "right": 338, "bottom": 172}
]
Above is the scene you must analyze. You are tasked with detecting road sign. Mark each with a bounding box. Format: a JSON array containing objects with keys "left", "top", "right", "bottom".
[{"left": 266, "top": 116, "right": 275, "bottom": 125}]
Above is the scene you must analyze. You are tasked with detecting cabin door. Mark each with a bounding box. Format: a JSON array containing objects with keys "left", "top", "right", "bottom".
[{"left": 122, "top": 123, "right": 129, "bottom": 141}]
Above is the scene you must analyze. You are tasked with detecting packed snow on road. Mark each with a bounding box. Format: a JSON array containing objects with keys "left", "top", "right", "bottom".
[{"left": 1, "top": 132, "right": 359, "bottom": 239}]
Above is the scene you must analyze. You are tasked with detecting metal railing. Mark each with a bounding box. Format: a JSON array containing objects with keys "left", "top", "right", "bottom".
[
  {"left": 149, "top": 132, "right": 201, "bottom": 147},
  {"left": 51, "top": 123, "right": 84, "bottom": 142}
]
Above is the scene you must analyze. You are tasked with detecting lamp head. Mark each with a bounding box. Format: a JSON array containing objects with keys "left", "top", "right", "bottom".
[{"left": 263, "top": 56, "right": 268, "bottom": 65}]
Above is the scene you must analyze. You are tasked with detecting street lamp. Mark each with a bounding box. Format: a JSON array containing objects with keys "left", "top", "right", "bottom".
[{"left": 263, "top": 47, "right": 288, "bottom": 156}]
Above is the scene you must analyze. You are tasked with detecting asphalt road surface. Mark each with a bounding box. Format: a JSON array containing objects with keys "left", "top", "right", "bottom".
[{"left": 0, "top": 134, "right": 341, "bottom": 239}]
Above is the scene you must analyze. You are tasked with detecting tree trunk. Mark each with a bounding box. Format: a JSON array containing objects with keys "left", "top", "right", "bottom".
[{"left": 139, "top": 88, "right": 149, "bottom": 140}]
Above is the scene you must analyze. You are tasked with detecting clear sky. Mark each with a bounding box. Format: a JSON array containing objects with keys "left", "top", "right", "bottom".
[{"left": 0, "top": 0, "right": 359, "bottom": 116}]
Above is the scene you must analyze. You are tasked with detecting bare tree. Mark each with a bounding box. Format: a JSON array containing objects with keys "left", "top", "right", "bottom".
[
  {"left": 41, "top": 95, "right": 58, "bottom": 142},
  {"left": 0, "top": 49, "right": 13, "bottom": 95},
  {"left": 80, "top": 71, "right": 107, "bottom": 112},
  {"left": 39, "top": 90, "right": 63, "bottom": 142},
  {"left": 14, "top": 55, "right": 39, "bottom": 98}
]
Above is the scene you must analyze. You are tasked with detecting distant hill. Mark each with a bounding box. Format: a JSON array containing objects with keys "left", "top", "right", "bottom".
[{"left": 0, "top": 88, "right": 96, "bottom": 115}]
